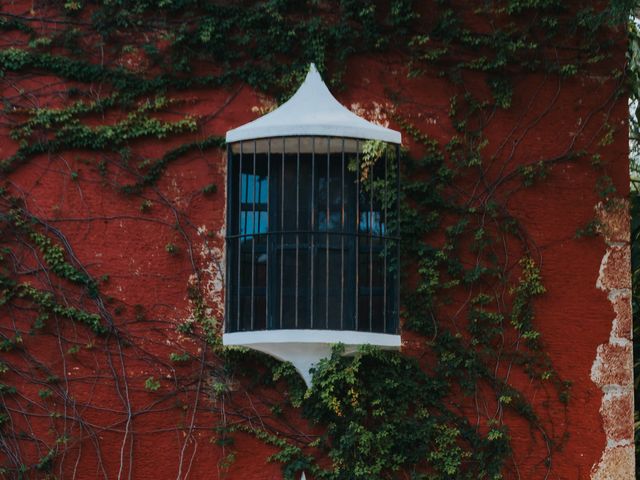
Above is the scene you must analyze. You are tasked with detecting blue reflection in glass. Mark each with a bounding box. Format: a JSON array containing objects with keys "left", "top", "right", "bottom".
[
  {"left": 241, "top": 173, "right": 269, "bottom": 203},
  {"left": 240, "top": 173, "right": 268, "bottom": 240},
  {"left": 359, "top": 211, "right": 384, "bottom": 235},
  {"left": 241, "top": 211, "right": 268, "bottom": 236}
]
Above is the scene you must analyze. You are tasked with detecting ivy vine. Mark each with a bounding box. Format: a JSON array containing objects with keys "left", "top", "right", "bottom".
[{"left": 0, "top": 0, "right": 633, "bottom": 479}]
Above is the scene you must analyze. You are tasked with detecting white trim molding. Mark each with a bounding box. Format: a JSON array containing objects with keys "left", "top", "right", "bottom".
[{"left": 223, "top": 329, "right": 401, "bottom": 387}]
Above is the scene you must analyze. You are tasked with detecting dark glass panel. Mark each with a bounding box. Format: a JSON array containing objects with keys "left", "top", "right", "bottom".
[
  {"left": 226, "top": 138, "right": 398, "bottom": 335},
  {"left": 357, "top": 295, "right": 370, "bottom": 332},
  {"left": 370, "top": 295, "right": 385, "bottom": 333},
  {"left": 295, "top": 238, "right": 311, "bottom": 329},
  {"left": 280, "top": 236, "right": 298, "bottom": 329}
]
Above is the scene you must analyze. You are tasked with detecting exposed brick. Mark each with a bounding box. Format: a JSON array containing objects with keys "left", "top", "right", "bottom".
[
  {"left": 591, "top": 200, "right": 636, "bottom": 480},
  {"left": 590, "top": 343, "right": 633, "bottom": 388},
  {"left": 591, "top": 446, "right": 635, "bottom": 480},
  {"left": 601, "top": 391, "right": 635, "bottom": 444},
  {"left": 598, "top": 246, "right": 631, "bottom": 291},
  {"left": 611, "top": 293, "right": 632, "bottom": 341},
  {"left": 595, "top": 200, "right": 631, "bottom": 245}
]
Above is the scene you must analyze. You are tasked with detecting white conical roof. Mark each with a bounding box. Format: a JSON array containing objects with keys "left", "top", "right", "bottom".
[{"left": 226, "top": 64, "right": 401, "bottom": 144}]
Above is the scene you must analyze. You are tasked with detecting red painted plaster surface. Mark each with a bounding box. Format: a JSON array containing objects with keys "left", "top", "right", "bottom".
[{"left": 0, "top": 4, "right": 633, "bottom": 479}]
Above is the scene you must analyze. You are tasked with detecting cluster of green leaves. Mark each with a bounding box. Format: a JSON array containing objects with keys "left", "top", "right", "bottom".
[
  {"left": 0, "top": 201, "right": 106, "bottom": 334},
  {"left": 175, "top": 284, "right": 219, "bottom": 346},
  {"left": 302, "top": 346, "right": 509, "bottom": 480},
  {"left": 2, "top": 95, "right": 199, "bottom": 174}
]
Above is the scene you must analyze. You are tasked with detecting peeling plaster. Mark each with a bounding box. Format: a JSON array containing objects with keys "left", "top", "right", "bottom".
[
  {"left": 195, "top": 223, "right": 226, "bottom": 318},
  {"left": 182, "top": 228, "right": 225, "bottom": 337},
  {"left": 590, "top": 200, "right": 635, "bottom": 479},
  {"left": 591, "top": 446, "right": 635, "bottom": 480},
  {"left": 182, "top": 151, "right": 227, "bottom": 334},
  {"left": 349, "top": 101, "right": 397, "bottom": 131}
]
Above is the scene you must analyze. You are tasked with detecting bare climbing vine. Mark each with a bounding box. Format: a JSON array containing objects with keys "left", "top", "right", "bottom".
[{"left": 0, "top": 1, "right": 634, "bottom": 479}]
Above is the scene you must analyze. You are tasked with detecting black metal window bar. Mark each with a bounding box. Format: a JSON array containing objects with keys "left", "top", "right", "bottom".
[{"left": 226, "top": 136, "right": 399, "bottom": 334}]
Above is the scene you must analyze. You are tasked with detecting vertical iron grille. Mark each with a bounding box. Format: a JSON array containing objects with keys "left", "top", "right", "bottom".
[{"left": 226, "top": 137, "right": 399, "bottom": 334}]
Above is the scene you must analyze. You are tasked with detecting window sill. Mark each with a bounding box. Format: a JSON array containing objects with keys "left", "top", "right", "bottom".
[{"left": 222, "top": 329, "right": 401, "bottom": 387}]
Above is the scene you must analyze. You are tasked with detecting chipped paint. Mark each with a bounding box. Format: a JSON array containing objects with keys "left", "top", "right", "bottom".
[
  {"left": 590, "top": 200, "right": 635, "bottom": 479},
  {"left": 195, "top": 223, "right": 226, "bottom": 319}
]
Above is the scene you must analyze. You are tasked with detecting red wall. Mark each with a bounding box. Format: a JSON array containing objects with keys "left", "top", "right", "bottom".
[{"left": 0, "top": 2, "right": 631, "bottom": 479}]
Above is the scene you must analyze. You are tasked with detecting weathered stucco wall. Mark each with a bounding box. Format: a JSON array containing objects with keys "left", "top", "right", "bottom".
[
  {"left": 0, "top": 1, "right": 634, "bottom": 479},
  {"left": 591, "top": 200, "right": 635, "bottom": 479}
]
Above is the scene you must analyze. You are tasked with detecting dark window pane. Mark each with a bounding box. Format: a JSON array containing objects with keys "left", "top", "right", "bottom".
[
  {"left": 370, "top": 295, "right": 384, "bottom": 333},
  {"left": 280, "top": 238, "right": 297, "bottom": 329},
  {"left": 296, "top": 239, "right": 311, "bottom": 329},
  {"left": 227, "top": 139, "right": 398, "bottom": 335},
  {"left": 357, "top": 295, "right": 370, "bottom": 332}
]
